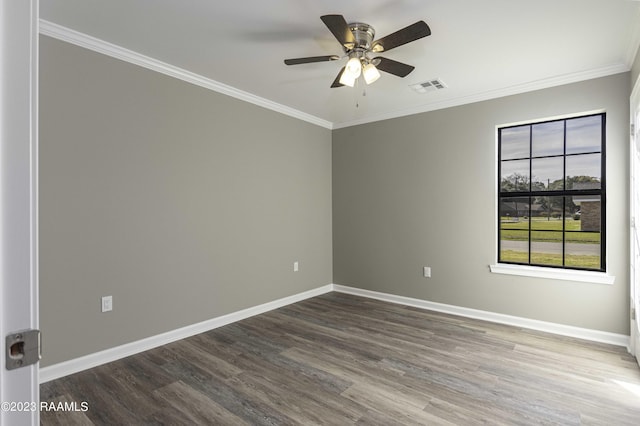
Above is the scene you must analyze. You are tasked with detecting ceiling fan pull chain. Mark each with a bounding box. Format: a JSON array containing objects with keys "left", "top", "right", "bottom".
[{"left": 360, "top": 77, "right": 368, "bottom": 108}]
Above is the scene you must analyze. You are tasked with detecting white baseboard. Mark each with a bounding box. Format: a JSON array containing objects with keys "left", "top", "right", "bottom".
[
  {"left": 41, "top": 283, "right": 630, "bottom": 383},
  {"left": 332, "top": 284, "right": 630, "bottom": 348},
  {"left": 39, "top": 284, "right": 333, "bottom": 383}
]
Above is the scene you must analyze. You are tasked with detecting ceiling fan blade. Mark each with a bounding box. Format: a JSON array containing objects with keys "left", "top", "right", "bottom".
[
  {"left": 321, "top": 15, "right": 356, "bottom": 49},
  {"left": 374, "top": 57, "right": 415, "bottom": 77},
  {"left": 284, "top": 55, "right": 340, "bottom": 65},
  {"left": 372, "top": 21, "right": 431, "bottom": 53},
  {"left": 331, "top": 67, "right": 346, "bottom": 88}
]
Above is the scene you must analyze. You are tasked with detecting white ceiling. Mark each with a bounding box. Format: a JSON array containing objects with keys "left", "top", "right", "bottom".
[{"left": 40, "top": 0, "right": 640, "bottom": 129}]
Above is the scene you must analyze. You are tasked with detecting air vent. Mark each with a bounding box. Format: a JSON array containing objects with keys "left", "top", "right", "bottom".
[{"left": 409, "top": 79, "right": 447, "bottom": 93}]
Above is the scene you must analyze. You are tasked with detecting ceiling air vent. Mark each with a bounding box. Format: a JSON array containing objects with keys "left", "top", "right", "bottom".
[{"left": 409, "top": 79, "right": 447, "bottom": 94}]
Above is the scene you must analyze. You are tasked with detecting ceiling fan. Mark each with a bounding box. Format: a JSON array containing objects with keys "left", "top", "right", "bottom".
[{"left": 284, "top": 14, "right": 431, "bottom": 88}]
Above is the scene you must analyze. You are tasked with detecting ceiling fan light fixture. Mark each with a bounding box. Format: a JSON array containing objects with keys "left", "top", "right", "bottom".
[
  {"left": 363, "top": 63, "right": 380, "bottom": 84},
  {"left": 339, "top": 70, "right": 357, "bottom": 87},
  {"left": 344, "top": 56, "right": 362, "bottom": 79}
]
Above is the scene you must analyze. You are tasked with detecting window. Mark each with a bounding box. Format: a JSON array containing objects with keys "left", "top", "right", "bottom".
[{"left": 498, "top": 113, "right": 605, "bottom": 271}]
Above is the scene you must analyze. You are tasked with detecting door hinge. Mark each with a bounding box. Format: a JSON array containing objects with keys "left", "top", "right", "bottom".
[
  {"left": 632, "top": 123, "right": 636, "bottom": 138},
  {"left": 632, "top": 307, "right": 637, "bottom": 321},
  {"left": 5, "top": 329, "right": 40, "bottom": 370}
]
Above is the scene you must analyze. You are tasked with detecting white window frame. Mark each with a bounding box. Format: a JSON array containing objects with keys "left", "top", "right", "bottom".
[{"left": 490, "top": 110, "right": 615, "bottom": 285}]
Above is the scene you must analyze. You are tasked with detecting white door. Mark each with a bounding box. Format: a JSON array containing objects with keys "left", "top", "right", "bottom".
[
  {"left": 631, "top": 79, "right": 640, "bottom": 365},
  {"left": 0, "top": 1, "right": 40, "bottom": 425}
]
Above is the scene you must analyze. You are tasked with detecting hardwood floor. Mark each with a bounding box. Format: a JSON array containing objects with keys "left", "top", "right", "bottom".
[{"left": 40, "top": 292, "right": 640, "bottom": 425}]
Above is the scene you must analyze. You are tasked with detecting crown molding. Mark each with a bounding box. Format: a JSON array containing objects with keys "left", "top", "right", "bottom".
[
  {"left": 332, "top": 63, "right": 630, "bottom": 129},
  {"left": 625, "top": 6, "right": 640, "bottom": 68},
  {"left": 39, "top": 19, "right": 635, "bottom": 132},
  {"left": 38, "top": 20, "right": 333, "bottom": 130}
]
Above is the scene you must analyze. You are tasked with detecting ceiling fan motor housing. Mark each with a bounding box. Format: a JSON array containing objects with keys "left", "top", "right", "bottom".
[{"left": 347, "top": 22, "right": 375, "bottom": 51}]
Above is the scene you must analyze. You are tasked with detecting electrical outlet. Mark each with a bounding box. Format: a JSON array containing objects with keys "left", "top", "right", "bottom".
[
  {"left": 293, "top": 261, "right": 299, "bottom": 272},
  {"left": 423, "top": 267, "right": 431, "bottom": 278},
  {"left": 101, "top": 295, "right": 113, "bottom": 312}
]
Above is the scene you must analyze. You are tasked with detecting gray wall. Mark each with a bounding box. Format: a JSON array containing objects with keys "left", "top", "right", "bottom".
[
  {"left": 39, "top": 36, "right": 333, "bottom": 366},
  {"left": 333, "top": 73, "right": 630, "bottom": 335},
  {"left": 40, "top": 33, "right": 633, "bottom": 368}
]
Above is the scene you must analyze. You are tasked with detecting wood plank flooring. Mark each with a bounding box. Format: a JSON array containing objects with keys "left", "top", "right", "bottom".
[{"left": 40, "top": 292, "right": 640, "bottom": 425}]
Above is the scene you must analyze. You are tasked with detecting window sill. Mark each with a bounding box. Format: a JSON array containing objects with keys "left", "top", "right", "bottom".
[{"left": 489, "top": 263, "right": 615, "bottom": 285}]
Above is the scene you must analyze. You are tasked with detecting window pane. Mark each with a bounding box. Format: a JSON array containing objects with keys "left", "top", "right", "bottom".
[
  {"left": 501, "top": 125, "right": 530, "bottom": 160},
  {"left": 570, "top": 195, "right": 601, "bottom": 232},
  {"left": 531, "top": 157, "right": 563, "bottom": 191},
  {"left": 531, "top": 196, "right": 563, "bottom": 229},
  {"left": 500, "top": 230, "right": 529, "bottom": 264},
  {"left": 500, "top": 197, "right": 530, "bottom": 224},
  {"left": 566, "top": 153, "right": 601, "bottom": 189},
  {"left": 532, "top": 121, "right": 564, "bottom": 157},
  {"left": 565, "top": 195, "right": 601, "bottom": 269},
  {"left": 500, "top": 197, "right": 529, "bottom": 262},
  {"left": 564, "top": 196, "right": 581, "bottom": 230},
  {"left": 501, "top": 159, "right": 529, "bottom": 191},
  {"left": 566, "top": 115, "right": 601, "bottom": 154},
  {"left": 565, "top": 238, "right": 600, "bottom": 270},
  {"left": 531, "top": 231, "right": 563, "bottom": 266}
]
